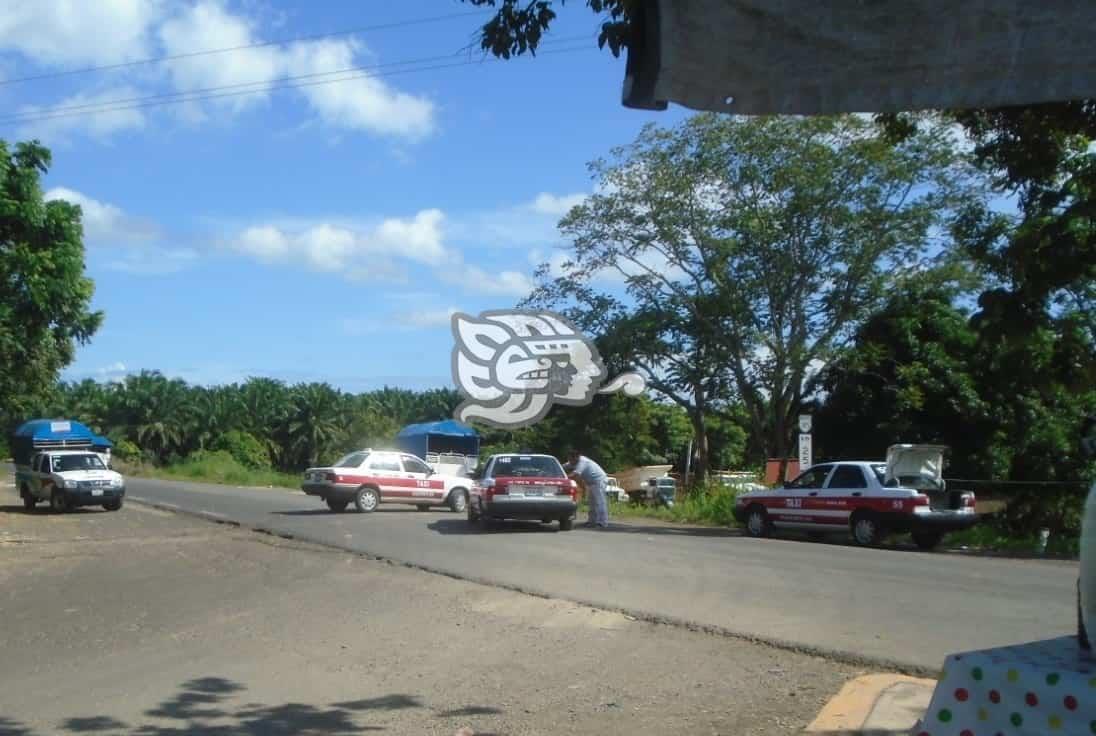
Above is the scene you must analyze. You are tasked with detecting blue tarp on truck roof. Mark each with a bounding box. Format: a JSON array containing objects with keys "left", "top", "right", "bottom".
[
  {"left": 395, "top": 420, "right": 479, "bottom": 460},
  {"left": 11, "top": 419, "right": 112, "bottom": 465}
]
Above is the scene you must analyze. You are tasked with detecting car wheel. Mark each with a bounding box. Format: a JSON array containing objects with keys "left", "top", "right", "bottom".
[
  {"left": 559, "top": 517, "right": 574, "bottom": 531},
  {"left": 467, "top": 496, "right": 481, "bottom": 523},
  {"left": 50, "top": 489, "right": 69, "bottom": 514},
  {"left": 21, "top": 487, "right": 36, "bottom": 511},
  {"left": 448, "top": 488, "right": 468, "bottom": 513},
  {"left": 326, "top": 498, "right": 348, "bottom": 513},
  {"left": 103, "top": 498, "right": 123, "bottom": 512},
  {"left": 354, "top": 486, "right": 379, "bottom": 513},
  {"left": 912, "top": 531, "right": 944, "bottom": 551},
  {"left": 850, "top": 512, "right": 883, "bottom": 546},
  {"left": 744, "top": 505, "right": 770, "bottom": 538}
]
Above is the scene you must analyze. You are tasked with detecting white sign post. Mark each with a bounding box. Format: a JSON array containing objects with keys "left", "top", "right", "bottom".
[{"left": 798, "top": 433, "right": 812, "bottom": 470}]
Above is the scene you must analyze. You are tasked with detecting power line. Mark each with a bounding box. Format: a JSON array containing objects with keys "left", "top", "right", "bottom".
[
  {"left": 0, "top": 9, "right": 494, "bottom": 87},
  {"left": 0, "top": 34, "right": 591, "bottom": 124},
  {"left": 2, "top": 44, "right": 596, "bottom": 126}
]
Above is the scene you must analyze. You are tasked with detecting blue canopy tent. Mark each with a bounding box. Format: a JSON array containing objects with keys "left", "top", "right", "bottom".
[
  {"left": 11, "top": 419, "right": 110, "bottom": 465},
  {"left": 395, "top": 420, "right": 479, "bottom": 460}
]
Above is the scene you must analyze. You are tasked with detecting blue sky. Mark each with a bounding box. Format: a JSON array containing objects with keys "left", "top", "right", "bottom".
[{"left": 0, "top": 1, "right": 688, "bottom": 391}]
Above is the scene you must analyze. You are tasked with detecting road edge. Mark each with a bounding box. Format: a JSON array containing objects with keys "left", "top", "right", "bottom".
[{"left": 129, "top": 495, "right": 941, "bottom": 678}]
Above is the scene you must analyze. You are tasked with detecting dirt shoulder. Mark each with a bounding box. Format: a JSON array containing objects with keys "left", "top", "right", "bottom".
[{"left": 0, "top": 502, "right": 861, "bottom": 735}]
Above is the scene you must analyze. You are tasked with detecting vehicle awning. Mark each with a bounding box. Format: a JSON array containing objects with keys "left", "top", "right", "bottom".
[
  {"left": 622, "top": 0, "right": 1096, "bottom": 114},
  {"left": 395, "top": 420, "right": 480, "bottom": 460},
  {"left": 11, "top": 419, "right": 106, "bottom": 465}
]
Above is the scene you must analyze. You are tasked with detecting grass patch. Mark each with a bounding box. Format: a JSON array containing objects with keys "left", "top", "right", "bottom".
[
  {"left": 947, "top": 523, "right": 1079, "bottom": 557},
  {"left": 117, "top": 451, "right": 300, "bottom": 490},
  {"left": 592, "top": 483, "right": 743, "bottom": 527}
]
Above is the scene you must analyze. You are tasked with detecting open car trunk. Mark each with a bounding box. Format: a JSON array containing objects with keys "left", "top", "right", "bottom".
[{"left": 885, "top": 444, "right": 964, "bottom": 510}]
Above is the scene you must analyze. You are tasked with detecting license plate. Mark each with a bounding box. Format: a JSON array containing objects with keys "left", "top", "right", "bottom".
[{"left": 91, "top": 489, "right": 103, "bottom": 496}]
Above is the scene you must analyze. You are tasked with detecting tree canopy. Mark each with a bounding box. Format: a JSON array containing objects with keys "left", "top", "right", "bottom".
[
  {"left": 0, "top": 140, "right": 102, "bottom": 430},
  {"left": 525, "top": 113, "right": 984, "bottom": 479}
]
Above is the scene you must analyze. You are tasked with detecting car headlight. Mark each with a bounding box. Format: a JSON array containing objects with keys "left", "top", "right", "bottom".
[
  {"left": 63, "top": 479, "right": 77, "bottom": 489},
  {"left": 111, "top": 478, "right": 124, "bottom": 488}
]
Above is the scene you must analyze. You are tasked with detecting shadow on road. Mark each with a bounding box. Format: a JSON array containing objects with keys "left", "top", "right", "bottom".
[
  {"left": 0, "top": 504, "right": 101, "bottom": 517},
  {"left": 427, "top": 518, "right": 558, "bottom": 535},
  {"left": 596, "top": 522, "right": 741, "bottom": 538},
  {"left": 2, "top": 675, "right": 503, "bottom": 735},
  {"left": 271, "top": 507, "right": 441, "bottom": 517}
]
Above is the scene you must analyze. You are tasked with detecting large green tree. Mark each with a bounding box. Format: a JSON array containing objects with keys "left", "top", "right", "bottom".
[
  {"left": 0, "top": 140, "right": 102, "bottom": 431},
  {"left": 526, "top": 113, "right": 983, "bottom": 479}
]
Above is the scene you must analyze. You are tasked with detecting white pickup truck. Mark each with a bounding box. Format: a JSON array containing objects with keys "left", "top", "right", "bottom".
[{"left": 16, "top": 450, "right": 126, "bottom": 512}]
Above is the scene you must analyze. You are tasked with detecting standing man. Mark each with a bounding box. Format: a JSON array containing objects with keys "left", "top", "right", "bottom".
[{"left": 564, "top": 449, "right": 609, "bottom": 529}]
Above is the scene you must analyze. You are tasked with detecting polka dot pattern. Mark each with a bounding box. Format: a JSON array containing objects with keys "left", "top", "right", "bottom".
[{"left": 913, "top": 636, "right": 1094, "bottom": 736}]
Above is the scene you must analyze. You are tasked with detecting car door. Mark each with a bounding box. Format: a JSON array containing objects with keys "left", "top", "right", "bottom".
[
  {"left": 773, "top": 464, "right": 834, "bottom": 528},
  {"left": 400, "top": 454, "right": 446, "bottom": 503},
  {"left": 27, "top": 454, "right": 44, "bottom": 498},
  {"left": 818, "top": 463, "right": 869, "bottom": 527},
  {"left": 366, "top": 455, "right": 404, "bottom": 501}
]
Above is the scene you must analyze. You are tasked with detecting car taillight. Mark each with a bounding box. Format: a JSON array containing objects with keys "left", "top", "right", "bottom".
[
  {"left": 325, "top": 472, "right": 337, "bottom": 483},
  {"left": 961, "top": 493, "right": 975, "bottom": 508},
  {"left": 912, "top": 494, "right": 930, "bottom": 507},
  {"left": 559, "top": 480, "right": 577, "bottom": 498}
]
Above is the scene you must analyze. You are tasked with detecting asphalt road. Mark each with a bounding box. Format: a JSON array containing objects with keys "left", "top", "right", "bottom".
[
  {"left": 0, "top": 499, "right": 858, "bottom": 735},
  {"left": 110, "top": 475, "right": 1080, "bottom": 672}
]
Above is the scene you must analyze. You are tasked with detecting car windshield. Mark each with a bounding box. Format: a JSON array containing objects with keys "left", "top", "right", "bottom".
[
  {"left": 491, "top": 456, "right": 564, "bottom": 478},
  {"left": 333, "top": 452, "right": 367, "bottom": 468},
  {"left": 52, "top": 454, "right": 105, "bottom": 472}
]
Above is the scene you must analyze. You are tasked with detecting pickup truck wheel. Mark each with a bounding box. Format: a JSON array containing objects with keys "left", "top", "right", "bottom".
[
  {"left": 354, "top": 486, "right": 379, "bottom": 513},
  {"left": 103, "top": 498, "right": 123, "bottom": 512},
  {"left": 21, "top": 487, "right": 36, "bottom": 510},
  {"left": 467, "top": 496, "right": 481, "bottom": 522},
  {"left": 912, "top": 530, "right": 944, "bottom": 551},
  {"left": 850, "top": 512, "right": 883, "bottom": 546},
  {"left": 559, "top": 517, "right": 574, "bottom": 531},
  {"left": 447, "top": 489, "right": 468, "bottom": 513},
  {"left": 744, "top": 505, "right": 771, "bottom": 538},
  {"left": 325, "top": 498, "right": 348, "bottom": 513},
  {"left": 50, "top": 490, "right": 69, "bottom": 514}
]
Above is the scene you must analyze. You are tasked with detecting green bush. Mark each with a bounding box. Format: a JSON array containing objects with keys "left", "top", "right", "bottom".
[
  {"left": 113, "top": 439, "right": 141, "bottom": 462},
  {"left": 211, "top": 430, "right": 271, "bottom": 469},
  {"left": 160, "top": 450, "right": 298, "bottom": 488}
]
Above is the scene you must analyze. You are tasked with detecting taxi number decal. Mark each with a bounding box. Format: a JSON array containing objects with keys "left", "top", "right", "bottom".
[
  {"left": 785, "top": 498, "right": 803, "bottom": 508},
  {"left": 415, "top": 480, "right": 431, "bottom": 488}
]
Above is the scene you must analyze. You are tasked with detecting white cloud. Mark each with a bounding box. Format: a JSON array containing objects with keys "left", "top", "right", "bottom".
[
  {"left": 0, "top": 0, "right": 162, "bottom": 67},
  {"left": 285, "top": 38, "right": 435, "bottom": 140},
  {"left": 105, "top": 247, "right": 199, "bottom": 275},
  {"left": 443, "top": 264, "right": 533, "bottom": 298},
  {"left": 44, "top": 186, "right": 159, "bottom": 243},
  {"left": 1, "top": 1, "right": 435, "bottom": 141},
  {"left": 226, "top": 209, "right": 446, "bottom": 278},
  {"left": 530, "top": 191, "right": 586, "bottom": 216},
  {"left": 18, "top": 87, "right": 146, "bottom": 142},
  {"left": 397, "top": 307, "right": 458, "bottom": 328},
  {"left": 340, "top": 306, "right": 459, "bottom": 335},
  {"left": 156, "top": 1, "right": 434, "bottom": 137},
  {"left": 158, "top": 1, "right": 284, "bottom": 114}
]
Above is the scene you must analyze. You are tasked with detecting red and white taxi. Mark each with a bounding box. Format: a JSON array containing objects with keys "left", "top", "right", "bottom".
[
  {"left": 733, "top": 444, "right": 977, "bottom": 549},
  {"left": 468, "top": 453, "right": 578, "bottom": 531},
  {"left": 302, "top": 449, "right": 472, "bottom": 514}
]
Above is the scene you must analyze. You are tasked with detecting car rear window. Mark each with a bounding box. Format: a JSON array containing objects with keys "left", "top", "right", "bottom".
[
  {"left": 334, "top": 452, "right": 367, "bottom": 468},
  {"left": 491, "top": 455, "right": 565, "bottom": 478}
]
